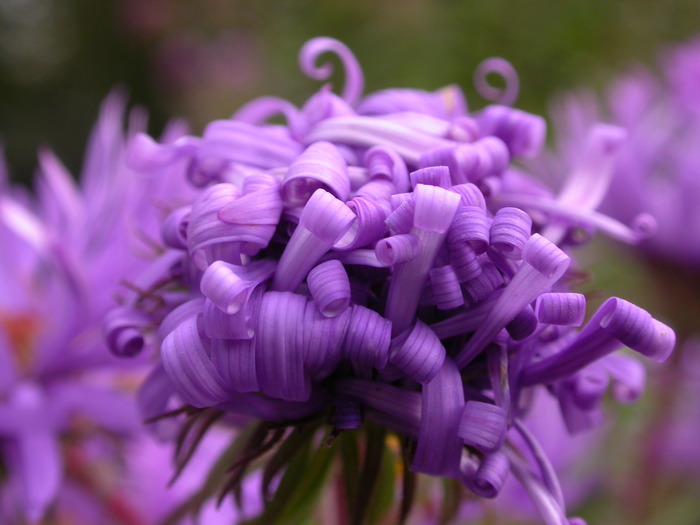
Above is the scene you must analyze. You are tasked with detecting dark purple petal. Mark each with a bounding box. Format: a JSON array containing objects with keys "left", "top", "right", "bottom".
[
  {"left": 255, "top": 292, "right": 310, "bottom": 402},
  {"left": 471, "top": 451, "right": 510, "bottom": 498},
  {"left": 103, "top": 306, "right": 148, "bottom": 357},
  {"left": 458, "top": 401, "right": 507, "bottom": 453},
  {"left": 413, "top": 358, "right": 464, "bottom": 477},
  {"left": 462, "top": 260, "right": 505, "bottom": 305},
  {"left": 210, "top": 337, "right": 259, "bottom": 393},
  {"left": 389, "top": 321, "right": 446, "bottom": 384},
  {"left": 429, "top": 265, "right": 464, "bottom": 310},
  {"left": 342, "top": 305, "right": 391, "bottom": 369},
  {"left": 333, "top": 395, "right": 363, "bottom": 430},
  {"left": 506, "top": 305, "right": 538, "bottom": 341}
]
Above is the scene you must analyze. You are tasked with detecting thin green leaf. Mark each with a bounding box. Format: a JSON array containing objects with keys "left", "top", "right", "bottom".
[
  {"left": 339, "top": 430, "right": 361, "bottom": 518},
  {"left": 351, "top": 423, "right": 386, "bottom": 525},
  {"left": 399, "top": 437, "right": 417, "bottom": 525}
]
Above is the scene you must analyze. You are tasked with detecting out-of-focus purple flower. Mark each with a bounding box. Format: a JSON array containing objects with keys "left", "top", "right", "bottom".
[
  {"left": 0, "top": 91, "right": 207, "bottom": 523},
  {"left": 112, "top": 37, "right": 675, "bottom": 524},
  {"left": 546, "top": 38, "right": 700, "bottom": 268}
]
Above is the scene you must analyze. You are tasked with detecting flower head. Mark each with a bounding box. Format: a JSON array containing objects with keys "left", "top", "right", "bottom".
[{"left": 113, "top": 38, "right": 675, "bottom": 524}]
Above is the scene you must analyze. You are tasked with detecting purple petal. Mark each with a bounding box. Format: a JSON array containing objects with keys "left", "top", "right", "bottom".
[
  {"left": 272, "top": 189, "right": 356, "bottom": 292},
  {"left": 535, "top": 293, "right": 586, "bottom": 326},
  {"left": 390, "top": 321, "right": 446, "bottom": 384},
  {"left": 600, "top": 353, "right": 645, "bottom": 404},
  {"left": 200, "top": 259, "right": 275, "bottom": 314},
  {"left": 474, "top": 57, "right": 520, "bottom": 106},
  {"left": 307, "top": 260, "right": 351, "bottom": 318},
  {"left": 476, "top": 105, "right": 546, "bottom": 158},
  {"left": 103, "top": 306, "right": 149, "bottom": 357},
  {"left": 281, "top": 142, "right": 350, "bottom": 206},
  {"left": 458, "top": 401, "right": 507, "bottom": 453},
  {"left": 522, "top": 297, "right": 675, "bottom": 385},
  {"left": 489, "top": 206, "right": 533, "bottom": 260},
  {"left": 413, "top": 358, "right": 464, "bottom": 477},
  {"left": 409, "top": 166, "right": 451, "bottom": 188},
  {"left": 456, "top": 234, "right": 570, "bottom": 368},
  {"left": 334, "top": 196, "right": 388, "bottom": 250},
  {"left": 385, "top": 184, "right": 461, "bottom": 334},
  {"left": 161, "top": 316, "right": 230, "bottom": 408},
  {"left": 364, "top": 145, "right": 409, "bottom": 192},
  {"left": 342, "top": 305, "right": 392, "bottom": 369},
  {"left": 448, "top": 206, "right": 490, "bottom": 255},
  {"left": 471, "top": 451, "right": 510, "bottom": 498},
  {"left": 299, "top": 37, "right": 364, "bottom": 106},
  {"left": 429, "top": 265, "right": 464, "bottom": 310},
  {"left": 375, "top": 233, "right": 421, "bottom": 266}
]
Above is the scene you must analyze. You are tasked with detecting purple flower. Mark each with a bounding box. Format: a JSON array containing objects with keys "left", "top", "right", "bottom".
[
  {"left": 0, "top": 91, "right": 210, "bottom": 523},
  {"left": 544, "top": 38, "right": 700, "bottom": 268},
  {"left": 113, "top": 38, "right": 675, "bottom": 524}
]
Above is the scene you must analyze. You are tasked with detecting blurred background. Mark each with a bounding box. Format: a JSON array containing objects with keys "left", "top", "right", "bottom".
[
  {"left": 2, "top": 1, "right": 700, "bottom": 523},
  {"left": 3, "top": 0, "right": 700, "bottom": 182}
]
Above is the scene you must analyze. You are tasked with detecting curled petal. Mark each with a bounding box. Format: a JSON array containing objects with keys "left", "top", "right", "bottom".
[
  {"left": 103, "top": 307, "right": 149, "bottom": 357},
  {"left": 535, "top": 293, "right": 586, "bottom": 326},
  {"left": 272, "top": 189, "right": 356, "bottom": 292},
  {"left": 568, "top": 364, "right": 609, "bottom": 411},
  {"left": 303, "top": 301, "right": 351, "bottom": 375},
  {"left": 409, "top": 166, "right": 451, "bottom": 188},
  {"left": 448, "top": 206, "right": 490, "bottom": 255},
  {"left": 375, "top": 233, "right": 421, "bottom": 266},
  {"left": 462, "top": 261, "right": 505, "bottom": 305},
  {"left": 218, "top": 172, "right": 283, "bottom": 227},
  {"left": 161, "top": 316, "right": 230, "bottom": 408},
  {"left": 282, "top": 141, "right": 350, "bottom": 206},
  {"left": 429, "top": 265, "right": 464, "bottom": 310},
  {"left": 161, "top": 206, "right": 190, "bottom": 250},
  {"left": 449, "top": 183, "right": 487, "bottom": 209},
  {"left": 334, "top": 196, "right": 388, "bottom": 250},
  {"left": 420, "top": 137, "right": 510, "bottom": 185},
  {"left": 413, "top": 358, "right": 464, "bottom": 477},
  {"left": 474, "top": 57, "right": 520, "bottom": 106},
  {"left": 477, "top": 105, "right": 546, "bottom": 158},
  {"left": 458, "top": 401, "right": 507, "bottom": 453},
  {"left": 385, "top": 185, "right": 460, "bottom": 333},
  {"left": 343, "top": 305, "right": 392, "bottom": 369},
  {"left": 506, "top": 305, "right": 538, "bottom": 341},
  {"left": 448, "top": 242, "right": 482, "bottom": 283},
  {"left": 489, "top": 207, "right": 532, "bottom": 259},
  {"left": 210, "top": 337, "right": 259, "bottom": 393},
  {"left": 364, "top": 145, "right": 409, "bottom": 192},
  {"left": 307, "top": 260, "right": 351, "bottom": 317},
  {"left": 385, "top": 199, "right": 415, "bottom": 235},
  {"left": 471, "top": 451, "right": 510, "bottom": 499},
  {"left": 200, "top": 259, "right": 275, "bottom": 314},
  {"left": 457, "top": 234, "right": 570, "bottom": 368},
  {"left": 299, "top": 37, "right": 365, "bottom": 106},
  {"left": 358, "top": 84, "right": 467, "bottom": 119},
  {"left": 390, "top": 321, "right": 446, "bottom": 384},
  {"left": 255, "top": 292, "right": 310, "bottom": 402},
  {"left": 158, "top": 298, "right": 205, "bottom": 343},
  {"left": 522, "top": 297, "right": 675, "bottom": 385}
]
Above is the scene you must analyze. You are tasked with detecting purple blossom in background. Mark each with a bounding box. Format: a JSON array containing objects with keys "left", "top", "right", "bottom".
[
  {"left": 546, "top": 37, "right": 700, "bottom": 268},
  {"left": 0, "top": 92, "right": 248, "bottom": 523},
  {"left": 109, "top": 37, "right": 675, "bottom": 524}
]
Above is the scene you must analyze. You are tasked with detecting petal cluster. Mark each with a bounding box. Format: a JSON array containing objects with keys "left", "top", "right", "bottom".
[{"left": 111, "top": 37, "right": 675, "bottom": 524}]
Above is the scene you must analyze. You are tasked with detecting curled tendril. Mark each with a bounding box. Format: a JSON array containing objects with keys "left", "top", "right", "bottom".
[
  {"left": 299, "top": 37, "right": 365, "bottom": 107},
  {"left": 474, "top": 57, "right": 520, "bottom": 107}
]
